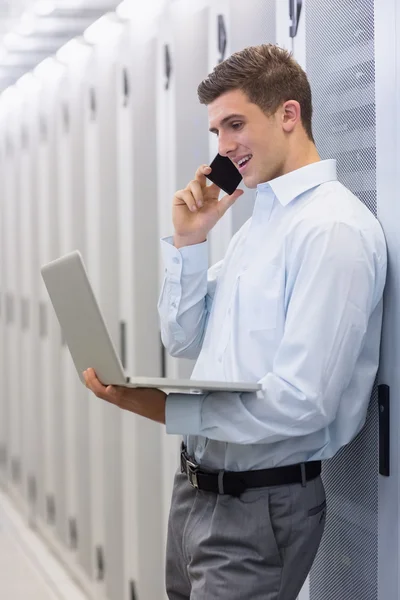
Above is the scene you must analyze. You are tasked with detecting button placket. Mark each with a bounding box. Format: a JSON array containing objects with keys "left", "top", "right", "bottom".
[{"left": 214, "top": 278, "right": 238, "bottom": 360}]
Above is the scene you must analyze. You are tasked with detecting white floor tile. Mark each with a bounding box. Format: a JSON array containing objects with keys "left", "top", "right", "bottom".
[{"left": 0, "top": 489, "right": 88, "bottom": 600}]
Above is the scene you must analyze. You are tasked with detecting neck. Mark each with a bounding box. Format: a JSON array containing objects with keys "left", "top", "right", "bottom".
[{"left": 281, "top": 140, "right": 321, "bottom": 176}]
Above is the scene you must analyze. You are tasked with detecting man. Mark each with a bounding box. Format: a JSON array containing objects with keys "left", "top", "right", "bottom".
[{"left": 84, "top": 44, "right": 387, "bottom": 599}]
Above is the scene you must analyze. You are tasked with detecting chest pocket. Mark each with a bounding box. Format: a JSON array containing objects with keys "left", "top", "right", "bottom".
[{"left": 237, "top": 264, "right": 281, "bottom": 332}]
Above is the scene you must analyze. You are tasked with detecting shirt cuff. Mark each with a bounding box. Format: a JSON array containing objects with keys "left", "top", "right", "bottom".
[
  {"left": 161, "top": 236, "right": 208, "bottom": 276},
  {"left": 165, "top": 392, "right": 205, "bottom": 435}
]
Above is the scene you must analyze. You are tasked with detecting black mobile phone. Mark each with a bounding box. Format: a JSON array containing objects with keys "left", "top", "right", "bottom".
[{"left": 205, "top": 153, "right": 243, "bottom": 196}]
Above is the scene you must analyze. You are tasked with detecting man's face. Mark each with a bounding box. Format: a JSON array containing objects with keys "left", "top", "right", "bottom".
[{"left": 208, "top": 89, "right": 287, "bottom": 188}]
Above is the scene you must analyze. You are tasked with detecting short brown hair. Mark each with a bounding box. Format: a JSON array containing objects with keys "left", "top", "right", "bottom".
[{"left": 197, "top": 44, "right": 314, "bottom": 142}]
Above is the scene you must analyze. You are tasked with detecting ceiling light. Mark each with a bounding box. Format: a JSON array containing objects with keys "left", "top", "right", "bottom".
[
  {"left": 0, "top": 86, "right": 21, "bottom": 109},
  {"left": 34, "top": 57, "right": 65, "bottom": 80},
  {"left": 16, "top": 72, "right": 41, "bottom": 93},
  {"left": 116, "top": 1, "right": 133, "bottom": 19},
  {"left": 34, "top": 0, "right": 55, "bottom": 17},
  {"left": 116, "top": 0, "right": 167, "bottom": 20},
  {"left": 16, "top": 13, "right": 37, "bottom": 37},
  {"left": 0, "top": 48, "right": 8, "bottom": 63},
  {"left": 3, "top": 32, "right": 24, "bottom": 50},
  {"left": 83, "top": 13, "right": 124, "bottom": 45},
  {"left": 56, "top": 38, "right": 93, "bottom": 64}
]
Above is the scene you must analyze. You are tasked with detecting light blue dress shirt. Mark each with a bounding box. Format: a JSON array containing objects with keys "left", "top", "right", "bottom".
[{"left": 158, "top": 160, "right": 387, "bottom": 471}]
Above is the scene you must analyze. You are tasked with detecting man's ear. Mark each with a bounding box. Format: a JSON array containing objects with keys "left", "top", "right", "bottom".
[{"left": 281, "top": 100, "right": 301, "bottom": 133}]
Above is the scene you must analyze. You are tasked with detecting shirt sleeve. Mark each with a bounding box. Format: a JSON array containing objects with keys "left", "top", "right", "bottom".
[
  {"left": 165, "top": 221, "right": 382, "bottom": 443},
  {"left": 158, "top": 236, "right": 223, "bottom": 360}
]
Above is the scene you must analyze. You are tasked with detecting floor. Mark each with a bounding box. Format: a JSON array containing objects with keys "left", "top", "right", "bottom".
[{"left": 0, "top": 488, "right": 87, "bottom": 600}]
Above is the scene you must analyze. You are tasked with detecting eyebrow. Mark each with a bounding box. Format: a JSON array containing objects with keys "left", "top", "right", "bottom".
[{"left": 209, "top": 114, "right": 246, "bottom": 134}]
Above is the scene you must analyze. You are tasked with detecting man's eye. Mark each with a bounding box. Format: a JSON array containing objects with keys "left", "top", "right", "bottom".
[{"left": 231, "top": 122, "right": 243, "bottom": 130}]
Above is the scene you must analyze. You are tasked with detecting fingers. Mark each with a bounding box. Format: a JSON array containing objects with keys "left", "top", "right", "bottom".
[
  {"left": 83, "top": 368, "right": 104, "bottom": 395},
  {"left": 188, "top": 180, "right": 203, "bottom": 208},
  {"left": 83, "top": 368, "right": 119, "bottom": 404},
  {"left": 194, "top": 164, "right": 212, "bottom": 189},
  {"left": 174, "top": 188, "right": 198, "bottom": 212},
  {"left": 175, "top": 174, "right": 220, "bottom": 213}
]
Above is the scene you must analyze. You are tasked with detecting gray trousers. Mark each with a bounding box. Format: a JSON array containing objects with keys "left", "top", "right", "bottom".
[{"left": 166, "top": 469, "right": 326, "bottom": 600}]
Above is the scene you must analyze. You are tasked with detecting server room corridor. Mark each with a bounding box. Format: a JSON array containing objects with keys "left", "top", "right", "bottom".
[
  {"left": 0, "top": 1, "right": 398, "bottom": 600},
  {"left": 0, "top": 490, "right": 87, "bottom": 600}
]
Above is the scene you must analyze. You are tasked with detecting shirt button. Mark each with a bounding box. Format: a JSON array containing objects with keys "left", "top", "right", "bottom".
[
  {"left": 173, "top": 257, "right": 180, "bottom": 264},
  {"left": 171, "top": 301, "right": 177, "bottom": 308}
]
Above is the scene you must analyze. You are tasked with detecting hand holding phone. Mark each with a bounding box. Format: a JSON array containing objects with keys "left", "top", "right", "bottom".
[
  {"left": 172, "top": 160, "right": 244, "bottom": 248},
  {"left": 205, "top": 153, "right": 243, "bottom": 195}
]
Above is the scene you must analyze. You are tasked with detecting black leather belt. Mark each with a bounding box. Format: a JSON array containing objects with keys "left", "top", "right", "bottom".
[{"left": 180, "top": 445, "right": 321, "bottom": 497}]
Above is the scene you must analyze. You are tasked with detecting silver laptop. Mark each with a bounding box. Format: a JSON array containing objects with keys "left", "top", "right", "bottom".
[{"left": 41, "top": 250, "right": 262, "bottom": 395}]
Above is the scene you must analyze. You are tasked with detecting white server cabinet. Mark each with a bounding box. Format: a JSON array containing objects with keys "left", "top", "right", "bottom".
[
  {"left": 286, "top": 1, "right": 399, "bottom": 599},
  {"left": 0, "top": 90, "right": 22, "bottom": 491},
  {"left": 156, "top": 2, "right": 210, "bottom": 584},
  {"left": 0, "top": 104, "right": 5, "bottom": 484},
  {"left": 0, "top": 98, "right": 9, "bottom": 485},
  {"left": 16, "top": 77, "right": 41, "bottom": 516},
  {"left": 82, "top": 18, "right": 125, "bottom": 597},
  {"left": 55, "top": 40, "right": 94, "bottom": 579},
  {"left": 207, "top": 0, "right": 277, "bottom": 263},
  {"left": 1, "top": 90, "right": 24, "bottom": 499},
  {"left": 35, "top": 60, "right": 68, "bottom": 542},
  {"left": 114, "top": 18, "right": 164, "bottom": 600}
]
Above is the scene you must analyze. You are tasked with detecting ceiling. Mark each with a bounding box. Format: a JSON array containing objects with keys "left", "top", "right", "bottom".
[{"left": 0, "top": 0, "right": 121, "bottom": 92}]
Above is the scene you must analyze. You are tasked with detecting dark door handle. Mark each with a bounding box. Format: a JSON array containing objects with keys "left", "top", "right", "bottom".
[
  {"left": 120, "top": 320, "right": 127, "bottom": 370},
  {"left": 289, "top": 0, "right": 303, "bottom": 38},
  {"left": 122, "top": 68, "right": 130, "bottom": 107},
  {"left": 164, "top": 44, "right": 172, "bottom": 90},
  {"left": 217, "top": 15, "right": 227, "bottom": 63},
  {"left": 160, "top": 334, "right": 166, "bottom": 378},
  {"left": 378, "top": 384, "right": 390, "bottom": 476}
]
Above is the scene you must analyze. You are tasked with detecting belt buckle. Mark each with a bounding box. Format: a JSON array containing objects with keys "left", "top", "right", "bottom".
[{"left": 186, "top": 459, "right": 199, "bottom": 489}]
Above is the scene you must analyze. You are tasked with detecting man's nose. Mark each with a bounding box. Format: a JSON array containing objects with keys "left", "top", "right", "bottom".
[{"left": 218, "top": 133, "right": 237, "bottom": 158}]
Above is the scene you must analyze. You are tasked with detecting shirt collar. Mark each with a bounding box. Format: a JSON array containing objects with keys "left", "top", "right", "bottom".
[{"left": 256, "top": 159, "right": 337, "bottom": 206}]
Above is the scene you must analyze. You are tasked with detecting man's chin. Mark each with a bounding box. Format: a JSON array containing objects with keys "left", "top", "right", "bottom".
[{"left": 242, "top": 174, "right": 259, "bottom": 190}]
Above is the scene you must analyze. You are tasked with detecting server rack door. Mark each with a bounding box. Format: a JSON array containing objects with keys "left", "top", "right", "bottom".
[
  {"left": 56, "top": 57, "right": 94, "bottom": 578},
  {"left": 82, "top": 54, "right": 107, "bottom": 594},
  {"left": 291, "top": 1, "right": 381, "bottom": 599},
  {"left": 206, "top": 0, "right": 277, "bottom": 264},
  {"left": 25, "top": 88, "right": 41, "bottom": 525},
  {"left": 0, "top": 110, "right": 5, "bottom": 484},
  {"left": 4, "top": 94, "right": 23, "bottom": 499},
  {"left": 0, "top": 104, "right": 8, "bottom": 485},
  {"left": 83, "top": 32, "right": 125, "bottom": 599},
  {"left": 18, "top": 89, "right": 41, "bottom": 515},
  {"left": 62, "top": 54, "right": 94, "bottom": 580},
  {"left": 0, "top": 94, "right": 21, "bottom": 491},
  {"left": 229, "top": 0, "right": 277, "bottom": 233},
  {"left": 116, "top": 22, "right": 164, "bottom": 600},
  {"left": 36, "top": 85, "right": 57, "bottom": 530},
  {"left": 206, "top": 0, "right": 233, "bottom": 265},
  {"left": 55, "top": 72, "right": 79, "bottom": 558},
  {"left": 375, "top": 1, "right": 399, "bottom": 599},
  {"left": 37, "top": 68, "right": 67, "bottom": 544}
]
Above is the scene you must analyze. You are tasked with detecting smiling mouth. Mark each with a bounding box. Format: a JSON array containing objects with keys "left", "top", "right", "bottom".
[{"left": 237, "top": 155, "right": 252, "bottom": 173}]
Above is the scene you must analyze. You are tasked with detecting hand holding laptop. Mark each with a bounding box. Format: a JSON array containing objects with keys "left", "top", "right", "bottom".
[
  {"left": 83, "top": 367, "right": 167, "bottom": 424},
  {"left": 40, "top": 249, "right": 261, "bottom": 396}
]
